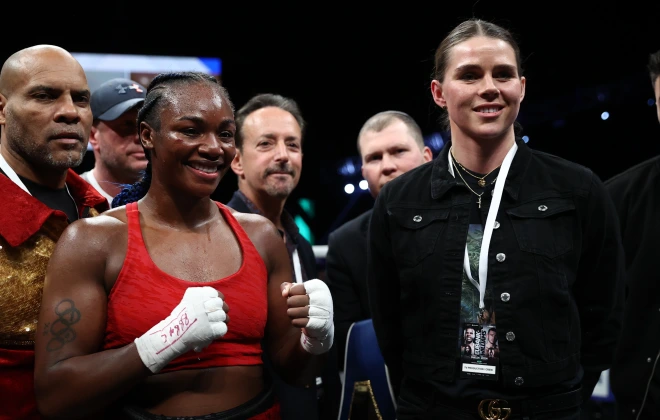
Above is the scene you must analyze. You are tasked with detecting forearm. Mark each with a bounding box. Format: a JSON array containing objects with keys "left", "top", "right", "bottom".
[
  {"left": 270, "top": 329, "right": 326, "bottom": 386},
  {"left": 35, "top": 343, "right": 149, "bottom": 418}
]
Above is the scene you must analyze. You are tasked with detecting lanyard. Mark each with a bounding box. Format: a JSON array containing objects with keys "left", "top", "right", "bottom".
[
  {"left": 292, "top": 248, "right": 304, "bottom": 284},
  {"left": 0, "top": 150, "right": 31, "bottom": 195},
  {"left": 448, "top": 142, "right": 518, "bottom": 308}
]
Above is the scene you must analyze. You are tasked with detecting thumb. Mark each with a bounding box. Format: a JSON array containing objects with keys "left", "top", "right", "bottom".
[{"left": 280, "top": 282, "right": 291, "bottom": 297}]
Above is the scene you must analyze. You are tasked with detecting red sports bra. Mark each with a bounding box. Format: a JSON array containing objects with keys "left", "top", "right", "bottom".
[{"left": 103, "top": 201, "right": 268, "bottom": 372}]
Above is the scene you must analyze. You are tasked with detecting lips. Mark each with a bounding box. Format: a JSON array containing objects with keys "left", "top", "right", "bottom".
[
  {"left": 474, "top": 104, "right": 504, "bottom": 114},
  {"left": 50, "top": 132, "right": 83, "bottom": 141},
  {"left": 186, "top": 160, "right": 221, "bottom": 174},
  {"left": 264, "top": 167, "right": 294, "bottom": 177}
]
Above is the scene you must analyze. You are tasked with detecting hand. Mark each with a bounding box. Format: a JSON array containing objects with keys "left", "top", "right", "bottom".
[
  {"left": 134, "top": 286, "right": 229, "bottom": 373},
  {"left": 282, "top": 279, "right": 334, "bottom": 354},
  {"left": 281, "top": 282, "right": 311, "bottom": 328}
]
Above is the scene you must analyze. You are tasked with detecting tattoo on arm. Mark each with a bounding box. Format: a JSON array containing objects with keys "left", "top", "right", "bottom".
[{"left": 45, "top": 299, "right": 81, "bottom": 352}]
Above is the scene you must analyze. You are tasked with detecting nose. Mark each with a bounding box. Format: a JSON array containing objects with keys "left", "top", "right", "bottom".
[
  {"left": 273, "top": 140, "right": 290, "bottom": 163},
  {"left": 198, "top": 133, "right": 223, "bottom": 160},
  {"left": 479, "top": 75, "right": 500, "bottom": 99},
  {"left": 380, "top": 153, "right": 397, "bottom": 176},
  {"left": 54, "top": 95, "right": 82, "bottom": 123}
]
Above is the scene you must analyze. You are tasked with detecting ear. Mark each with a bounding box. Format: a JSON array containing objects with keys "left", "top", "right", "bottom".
[
  {"left": 422, "top": 146, "right": 433, "bottom": 163},
  {"left": 519, "top": 76, "right": 526, "bottom": 102},
  {"left": 231, "top": 148, "right": 244, "bottom": 177},
  {"left": 89, "top": 125, "right": 101, "bottom": 153},
  {"left": 431, "top": 80, "right": 446, "bottom": 109},
  {"left": 0, "top": 93, "right": 7, "bottom": 126},
  {"left": 140, "top": 121, "right": 154, "bottom": 151}
]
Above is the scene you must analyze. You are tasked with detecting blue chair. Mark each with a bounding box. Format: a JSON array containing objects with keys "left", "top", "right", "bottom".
[{"left": 337, "top": 319, "right": 397, "bottom": 420}]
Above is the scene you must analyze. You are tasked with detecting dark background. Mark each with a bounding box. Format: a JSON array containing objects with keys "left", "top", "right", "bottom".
[{"left": 3, "top": 1, "right": 659, "bottom": 245}]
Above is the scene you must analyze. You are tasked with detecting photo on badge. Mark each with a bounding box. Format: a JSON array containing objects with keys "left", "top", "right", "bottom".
[{"left": 460, "top": 323, "right": 499, "bottom": 380}]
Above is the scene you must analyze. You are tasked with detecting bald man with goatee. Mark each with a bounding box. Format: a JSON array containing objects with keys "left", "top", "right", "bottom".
[{"left": 0, "top": 45, "right": 108, "bottom": 420}]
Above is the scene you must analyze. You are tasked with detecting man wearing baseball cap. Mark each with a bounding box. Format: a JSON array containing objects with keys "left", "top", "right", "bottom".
[{"left": 79, "top": 78, "right": 147, "bottom": 206}]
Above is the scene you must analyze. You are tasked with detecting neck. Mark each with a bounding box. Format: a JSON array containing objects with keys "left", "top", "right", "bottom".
[
  {"left": 0, "top": 143, "right": 68, "bottom": 189},
  {"left": 449, "top": 131, "right": 516, "bottom": 174},
  {"left": 140, "top": 180, "right": 216, "bottom": 229},
  {"left": 239, "top": 186, "right": 286, "bottom": 231},
  {"left": 92, "top": 164, "right": 139, "bottom": 197}
]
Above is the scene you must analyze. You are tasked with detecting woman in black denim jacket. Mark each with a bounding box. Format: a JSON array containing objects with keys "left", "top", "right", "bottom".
[{"left": 366, "top": 18, "right": 625, "bottom": 420}]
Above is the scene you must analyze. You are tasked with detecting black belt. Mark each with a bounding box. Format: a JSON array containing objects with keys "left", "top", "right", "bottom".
[{"left": 454, "top": 388, "right": 583, "bottom": 419}]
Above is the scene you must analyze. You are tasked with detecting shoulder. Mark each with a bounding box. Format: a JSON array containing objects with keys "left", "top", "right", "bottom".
[
  {"left": 604, "top": 155, "right": 660, "bottom": 189},
  {"left": 388, "top": 160, "right": 434, "bottom": 190},
  {"left": 56, "top": 208, "right": 127, "bottom": 256},
  {"left": 529, "top": 149, "right": 595, "bottom": 179},
  {"left": 377, "top": 160, "right": 435, "bottom": 204},
  {"left": 225, "top": 205, "right": 282, "bottom": 247},
  {"left": 329, "top": 210, "right": 372, "bottom": 244}
]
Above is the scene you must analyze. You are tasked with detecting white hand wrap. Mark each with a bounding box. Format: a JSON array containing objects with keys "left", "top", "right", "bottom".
[
  {"left": 134, "top": 286, "right": 228, "bottom": 373},
  {"left": 300, "top": 279, "right": 334, "bottom": 355}
]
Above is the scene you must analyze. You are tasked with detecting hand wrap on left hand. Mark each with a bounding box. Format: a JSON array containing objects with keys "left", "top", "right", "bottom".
[{"left": 301, "top": 279, "right": 334, "bottom": 355}]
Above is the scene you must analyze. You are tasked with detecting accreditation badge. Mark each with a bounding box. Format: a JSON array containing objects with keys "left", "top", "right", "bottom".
[{"left": 460, "top": 322, "right": 500, "bottom": 380}]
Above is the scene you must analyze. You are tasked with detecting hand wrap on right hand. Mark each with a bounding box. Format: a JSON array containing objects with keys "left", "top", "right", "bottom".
[{"left": 134, "top": 286, "right": 228, "bottom": 373}]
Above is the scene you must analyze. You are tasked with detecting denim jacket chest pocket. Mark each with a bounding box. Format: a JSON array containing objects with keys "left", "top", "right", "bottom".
[
  {"left": 388, "top": 207, "right": 450, "bottom": 267},
  {"left": 506, "top": 197, "right": 576, "bottom": 258}
]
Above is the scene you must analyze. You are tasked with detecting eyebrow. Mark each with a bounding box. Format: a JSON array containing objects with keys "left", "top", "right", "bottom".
[
  {"left": 27, "top": 85, "right": 91, "bottom": 97},
  {"left": 179, "top": 116, "right": 236, "bottom": 127},
  {"left": 454, "top": 63, "right": 517, "bottom": 73}
]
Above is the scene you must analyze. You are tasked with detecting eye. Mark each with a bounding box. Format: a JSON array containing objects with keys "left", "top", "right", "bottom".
[
  {"left": 460, "top": 72, "right": 477, "bottom": 81},
  {"left": 495, "top": 71, "right": 514, "bottom": 80},
  {"left": 73, "top": 93, "right": 91, "bottom": 104},
  {"left": 181, "top": 127, "right": 199, "bottom": 136},
  {"left": 33, "top": 92, "right": 53, "bottom": 100},
  {"left": 287, "top": 141, "right": 301, "bottom": 150},
  {"left": 219, "top": 130, "right": 233, "bottom": 138}
]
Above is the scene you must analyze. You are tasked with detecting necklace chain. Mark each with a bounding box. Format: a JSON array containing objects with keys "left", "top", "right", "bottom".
[
  {"left": 451, "top": 148, "right": 500, "bottom": 187},
  {"left": 450, "top": 147, "right": 498, "bottom": 209}
]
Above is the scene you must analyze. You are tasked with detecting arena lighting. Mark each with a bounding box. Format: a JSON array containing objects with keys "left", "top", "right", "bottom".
[
  {"left": 601, "top": 111, "right": 610, "bottom": 121},
  {"left": 648, "top": 98, "right": 656, "bottom": 106},
  {"left": 339, "top": 159, "right": 358, "bottom": 176},
  {"left": 425, "top": 132, "right": 445, "bottom": 152},
  {"left": 522, "top": 135, "right": 529, "bottom": 143},
  {"left": 359, "top": 180, "right": 368, "bottom": 190},
  {"left": 344, "top": 184, "right": 355, "bottom": 194}
]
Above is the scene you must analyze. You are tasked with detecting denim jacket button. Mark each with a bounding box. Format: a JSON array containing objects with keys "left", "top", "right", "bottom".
[
  {"left": 515, "top": 377, "right": 524, "bottom": 386},
  {"left": 413, "top": 215, "right": 422, "bottom": 222},
  {"left": 496, "top": 253, "right": 506, "bottom": 262},
  {"left": 500, "top": 292, "right": 510, "bottom": 302},
  {"left": 538, "top": 204, "right": 548, "bottom": 211},
  {"left": 493, "top": 220, "right": 500, "bottom": 229},
  {"left": 506, "top": 331, "right": 516, "bottom": 341}
]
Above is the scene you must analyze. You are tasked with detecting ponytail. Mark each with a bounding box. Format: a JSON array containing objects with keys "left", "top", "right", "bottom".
[{"left": 112, "top": 162, "right": 152, "bottom": 207}]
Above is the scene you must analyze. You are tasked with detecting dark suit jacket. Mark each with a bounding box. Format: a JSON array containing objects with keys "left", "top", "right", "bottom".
[
  {"left": 226, "top": 192, "right": 340, "bottom": 420},
  {"left": 325, "top": 209, "right": 372, "bottom": 371}
]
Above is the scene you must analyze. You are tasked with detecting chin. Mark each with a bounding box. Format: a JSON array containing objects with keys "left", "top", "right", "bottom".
[{"left": 47, "top": 152, "right": 85, "bottom": 170}]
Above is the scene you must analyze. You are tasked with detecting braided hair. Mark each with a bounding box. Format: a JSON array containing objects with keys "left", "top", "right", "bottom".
[{"left": 112, "top": 72, "right": 233, "bottom": 208}]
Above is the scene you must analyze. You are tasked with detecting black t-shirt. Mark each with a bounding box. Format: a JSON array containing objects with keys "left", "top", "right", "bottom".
[{"left": 0, "top": 168, "right": 78, "bottom": 222}]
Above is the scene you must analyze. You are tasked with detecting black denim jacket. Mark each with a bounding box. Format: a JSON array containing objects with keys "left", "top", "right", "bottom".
[{"left": 367, "top": 138, "right": 625, "bottom": 400}]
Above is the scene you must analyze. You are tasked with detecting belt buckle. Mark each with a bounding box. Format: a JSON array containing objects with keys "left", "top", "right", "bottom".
[{"left": 478, "top": 398, "right": 511, "bottom": 420}]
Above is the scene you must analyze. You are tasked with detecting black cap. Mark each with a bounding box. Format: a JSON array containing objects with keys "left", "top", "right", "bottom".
[{"left": 91, "top": 78, "right": 146, "bottom": 121}]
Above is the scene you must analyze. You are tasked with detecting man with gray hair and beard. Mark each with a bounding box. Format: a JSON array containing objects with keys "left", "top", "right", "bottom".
[
  {"left": 0, "top": 44, "right": 108, "bottom": 419},
  {"left": 228, "top": 93, "right": 340, "bottom": 420}
]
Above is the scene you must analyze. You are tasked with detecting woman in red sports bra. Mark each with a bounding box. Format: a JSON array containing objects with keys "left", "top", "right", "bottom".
[{"left": 33, "top": 72, "right": 335, "bottom": 420}]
